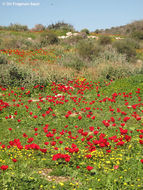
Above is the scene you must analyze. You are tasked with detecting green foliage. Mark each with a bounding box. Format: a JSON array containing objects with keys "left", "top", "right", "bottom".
[
  {"left": 113, "top": 39, "right": 138, "bottom": 61},
  {"left": 98, "top": 35, "right": 112, "bottom": 45},
  {"left": 8, "top": 23, "right": 28, "bottom": 31},
  {"left": 1, "top": 38, "right": 24, "bottom": 49},
  {"left": 59, "top": 52, "right": 85, "bottom": 71},
  {"left": 80, "top": 28, "right": 90, "bottom": 34},
  {"left": 0, "top": 63, "right": 41, "bottom": 88},
  {"left": 47, "top": 21, "right": 75, "bottom": 32},
  {"left": 95, "top": 19, "right": 143, "bottom": 35},
  {"left": 40, "top": 31, "right": 59, "bottom": 46},
  {"left": 103, "top": 65, "right": 133, "bottom": 80},
  {"left": 32, "top": 24, "right": 46, "bottom": 31},
  {"left": 0, "top": 54, "right": 8, "bottom": 65},
  {"left": 61, "top": 35, "right": 83, "bottom": 46},
  {"left": 131, "top": 31, "right": 143, "bottom": 40},
  {"left": 77, "top": 39, "right": 101, "bottom": 60}
]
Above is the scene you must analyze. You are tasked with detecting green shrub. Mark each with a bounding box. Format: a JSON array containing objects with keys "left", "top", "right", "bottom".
[
  {"left": 40, "top": 31, "right": 59, "bottom": 46},
  {"left": 0, "top": 54, "right": 8, "bottom": 65},
  {"left": 8, "top": 23, "right": 28, "bottom": 31},
  {"left": 0, "top": 39, "right": 2, "bottom": 46},
  {"left": 0, "top": 63, "right": 35, "bottom": 87},
  {"left": 103, "top": 65, "right": 133, "bottom": 80},
  {"left": 47, "top": 22, "right": 74, "bottom": 32},
  {"left": 58, "top": 52, "right": 85, "bottom": 71},
  {"left": 61, "top": 35, "right": 83, "bottom": 46},
  {"left": 91, "top": 47, "right": 127, "bottom": 66},
  {"left": 77, "top": 39, "right": 101, "bottom": 60},
  {"left": 131, "top": 31, "right": 143, "bottom": 40},
  {"left": 98, "top": 35, "right": 112, "bottom": 45},
  {"left": 32, "top": 24, "right": 46, "bottom": 31},
  {"left": 113, "top": 39, "right": 137, "bottom": 61},
  {"left": 2, "top": 38, "right": 24, "bottom": 49},
  {"left": 80, "top": 28, "right": 90, "bottom": 35}
]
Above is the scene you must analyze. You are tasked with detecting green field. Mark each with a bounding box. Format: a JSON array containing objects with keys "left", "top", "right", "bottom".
[{"left": 0, "top": 74, "right": 143, "bottom": 190}]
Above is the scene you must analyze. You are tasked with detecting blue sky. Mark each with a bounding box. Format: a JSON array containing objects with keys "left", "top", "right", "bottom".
[{"left": 0, "top": 0, "right": 143, "bottom": 31}]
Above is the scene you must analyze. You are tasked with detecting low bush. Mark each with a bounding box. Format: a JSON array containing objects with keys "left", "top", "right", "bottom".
[
  {"left": 98, "top": 35, "right": 112, "bottom": 45},
  {"left": 0, "top": 63, "right": 39, "bottom": 88},
  {"left": 113, "top": 38, "right": 138, "bottom": 61},
  {"left": 40, "top": 31, "right": 59, "bottom": 46},
  {"left": 1, "top": 38, "right": 24, "bottom": 49},
  {"left": 80, "top": 28, "right": 90, "bottom": 35},
  {"left": 77, "top": 39, "right": 101, "bottom": 60},
  {"left": 47, "top": 21, "right": 75, "bottom": 32},
  {"left": 58, "top": 52, "right": 85, "bottom": 71},
  {"left": 131, "top": 31, "right": 143, "bottom": 40},
  {"left": 8, "top": 23, "right": 28, "bottom": 31},
  {"left": 0, "top": 54, "right": 8, "bottom": 65},
  {"left": 60, "top": 35, "right": 83, "bottom": 46}
]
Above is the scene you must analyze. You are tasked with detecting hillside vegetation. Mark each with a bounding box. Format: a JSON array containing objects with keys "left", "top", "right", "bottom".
[{"left": 95, "top": 20, "right": 143, "bottom": 35}]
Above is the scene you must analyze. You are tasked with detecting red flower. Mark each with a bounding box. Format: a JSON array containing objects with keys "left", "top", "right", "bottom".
[
  {"left": 65, "top": 157, "right": 70, "bottom": 162},
  {"left": 139, "top": 140, "right": 143, "bottom": 144},
  {"left": 140, "top": 159, "right": 143, "bottom": 163},
  {"left": 27, "top": 137, "right": 34, "bottom": 143},
  {"left": 40, "top": 148, "right": 47, "bottom": 153},
  {"left": 23, "top": 133, "right": 28, "bottom": 138},
  {"left": 0, "top": 165, "right": 8, "bottom": 171},
  {"left": 85, "top": 154, "right": 92, "bottom": 159},
  {"left": 121, "top": 123, "right": 125, "bottom": 127},
  {"left": 51, "top": 141, "right": 56, "bottom": 146},
  {"left": 114, "top": 165, "right": 119, "bottom": 170},
  {"left": 116, "top": 141, "right": 125, "bottom": 146},
  {"left": 44, "top": 142, "right": 49, "bottom": 145},
  {"left": 89, "top": 126, "right": 94, "bottom": 131},
  {"left": 86, "top": 166, "right": 93, "bottom": 171},
  {"left": 78, "top": 115, "right": 82, "bottom": 120},
  {"left": 12, "top": 159, "right": 18, "bottom": 162}
]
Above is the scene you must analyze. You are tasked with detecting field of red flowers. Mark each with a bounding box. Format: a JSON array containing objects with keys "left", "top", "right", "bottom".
[{"left": 0, "top": 74, "right": 143, "bottom": 189}]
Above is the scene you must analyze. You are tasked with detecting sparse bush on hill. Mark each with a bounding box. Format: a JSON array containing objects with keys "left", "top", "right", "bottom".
[
  {"left": 58, "top": 52, "right": 85, "bottom": 71},
  {"left": 131, "top": 31, "right": 143, "bottom": 40},
  {"left": 60, "top": 35, "right": 85, "bottom": 46},
  {"left": 8, "top": 23, "right": 28, "bottom": 31},
  {"left": 98, "top": 35, "right": 112, "bottom": 45},
  {"left": 32, "top": 24, "right": 46, "bottom": 31},
  {"left": 47, "top": 21, "right": 75, "bottom": 32},
  {"left": 1, "top": 38, "right": 24, "bottom": 49},
  {"left": 0, "top": 54, "right": 8, "bottom": 65},
  {"left": 0, "top": 63, "right": 41, "bottom": 87},
  {"left": 113, "top": 38, "right": 138, "bottom": 61},
  {"left": 40, "top": 31, "right": 59, "bottom": 46},
  {"left": 77, "top": 39, "right": 101, "bottom": 60},
  {"left": 102, "top": 65, "right": 133, "bottom": 80},
  {"left": 0, "top": 39, "right": 2, "bottom": 46},
  {"left": 95, "top": 20, "right": 143, "bottom": 35},
  {"left": 80, "top": 28, "right": 90, "bottom": 35}
]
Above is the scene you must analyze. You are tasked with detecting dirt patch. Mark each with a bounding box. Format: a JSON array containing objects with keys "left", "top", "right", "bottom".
[
  {"left": 70, "top": 111, "right": 84, "bottom": 117},
  {"left": 40, "top": 168, "right": 70, "bottom": 183}
]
